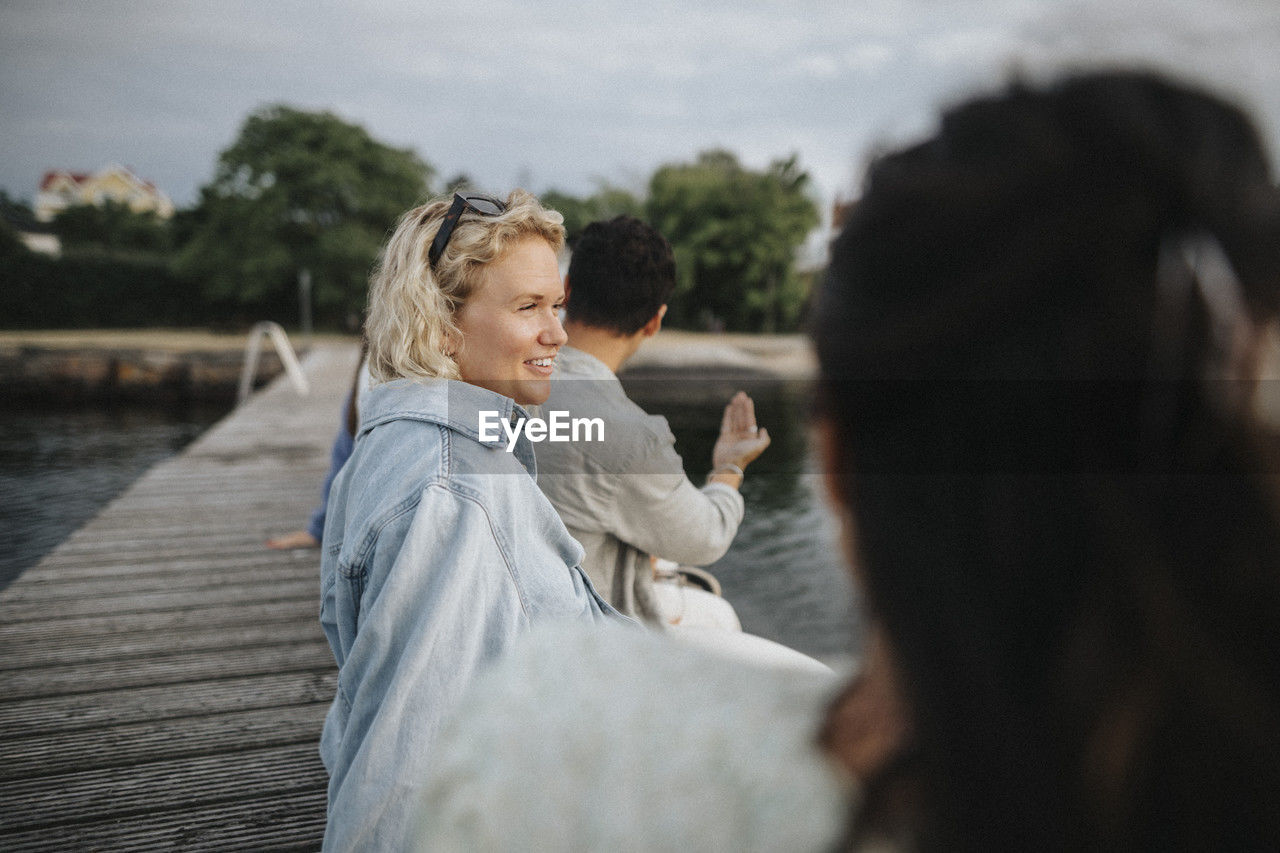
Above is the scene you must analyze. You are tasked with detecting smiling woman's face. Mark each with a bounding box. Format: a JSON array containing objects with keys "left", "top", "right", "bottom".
[{"left": 453, "top": 236, "right": 567, "bottom": 406}]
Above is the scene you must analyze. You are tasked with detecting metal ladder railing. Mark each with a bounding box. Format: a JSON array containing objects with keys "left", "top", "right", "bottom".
[{"left": 238, "top": 321, "right": 310, "bottom": 404}]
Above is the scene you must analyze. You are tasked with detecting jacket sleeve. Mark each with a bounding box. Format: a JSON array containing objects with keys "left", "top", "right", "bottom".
[
  {"left": 608, "top": 429, "right": 745, "bottom": 567},
  {"left": 322, "top": 483, "right": 528, "bottom": 852}
]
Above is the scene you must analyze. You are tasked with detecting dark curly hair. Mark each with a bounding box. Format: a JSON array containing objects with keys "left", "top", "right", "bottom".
[
  {"left": 814, "top": 70, "right": 1280, "bottom": 850},
  {"left": 565, "top": 215, "right": 676, "bottom": 335}
]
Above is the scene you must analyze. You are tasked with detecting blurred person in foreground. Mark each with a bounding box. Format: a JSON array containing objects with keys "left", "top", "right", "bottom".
[
  {"left": 535, "top": 215, "right": 770, "bottom": 624},
  {"left": 317, "top": 190, "right": 623, "bottom": 852},
  {"left": 416, "top": 71, "right": 1280, "bottom": 851}
]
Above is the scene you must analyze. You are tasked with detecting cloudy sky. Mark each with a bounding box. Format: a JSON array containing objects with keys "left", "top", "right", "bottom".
[{"left": 3, "top": 0, "right": 1279, "bottom": 215}]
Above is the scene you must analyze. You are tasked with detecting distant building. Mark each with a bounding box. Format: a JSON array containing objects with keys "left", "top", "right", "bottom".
[
  {"left": 0, "top": 199, "right": 60, "bottom": 257},
  {"left": 35, "top": 164, "right": 175, "bottom": 222},
  {"left": 18, "top": 232, "right": 62, "bottom": 257}
]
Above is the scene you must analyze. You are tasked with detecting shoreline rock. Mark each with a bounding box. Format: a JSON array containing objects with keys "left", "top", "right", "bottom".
[
  {"left": 0, "top": 329, "right": 815, "bottom": 402},
  {"left": 0, "top": 341, "right": 285, "bottom": 403}
]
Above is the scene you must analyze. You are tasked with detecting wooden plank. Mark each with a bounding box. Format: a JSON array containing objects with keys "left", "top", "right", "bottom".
[
  {"left": 20, "top": 540, "right": 301, "bottom": 572},
  {"left": 0, "top": 743, "right": 326, "bottom": 834},
  {"left": 30, "top": 538, "right": 308, "bottom": 569},
  {"left": 1, "top": 703, "right": 328, "bottom": 781},
  {"left": 2, "top": 561, "right": 321, "bottom": 603},
  {"left": 50, "top": 509, "right": 311, "bottom": 536},
  {"left": 14, "top": 549, "right": 320, "bottom": 584},
  {"left": 0, "top": 619, "right": 325, "bottom": 671},
  {"left": 32, "top": 517, "right": 315, "bottom": 549},
  {"left": 84, "top": 497, "right": 326, "bottom": 518},
  {"left": 0, "top": 599, "right": 322, "bottom": 645},
  {"left": 59, "top": 509, "right": 318, "bottom": 534},
  {"left": 0, "top": 577, "right": 319, "bottom": 623},
  {"left": 46, "top": 503, "right": 314, "bottom": 534},
  {"left": 0, "top": 789, "right": 327, "bottom": 852},
  {"left": 0, "top": 642, "right": 334, "bottom": 700},
  {"left": 0, "top": 671, "right": 336, "bottom": 735}
]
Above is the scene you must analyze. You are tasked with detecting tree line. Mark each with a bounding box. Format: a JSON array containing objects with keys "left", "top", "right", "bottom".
[{"left": 1, "top": 106, "right": 820, "bottom": 333}]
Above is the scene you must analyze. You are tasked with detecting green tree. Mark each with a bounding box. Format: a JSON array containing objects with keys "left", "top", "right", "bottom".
[
  {"left": 0, "top": 216, "right": 27, "bottom": 259},
  {"left": 178, "top": 105, "right": 433, "bottom": 327},
  {"left": 645, "top": 150, "right": 819, "bottom": 332},
  {"left": 542, "top": 183, "right": 643, "bottom": 247},
  {"left": 442, "top": 172, "right": 476, "bottom": 194},
  {"left": 52, "top": 201, "right": 172, "bottom": 253},
  {"left": 0, "top": 191, "right": 38, "bottom": 233}
]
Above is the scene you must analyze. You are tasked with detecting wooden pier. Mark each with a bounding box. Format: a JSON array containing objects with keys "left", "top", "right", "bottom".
[{"left": 0, "top": 343, "right": 359, "bottom": 850}]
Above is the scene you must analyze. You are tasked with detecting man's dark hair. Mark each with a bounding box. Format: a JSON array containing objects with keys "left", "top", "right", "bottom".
[{"left": 565, "top": 215, "right": 675, "bottom": 335}]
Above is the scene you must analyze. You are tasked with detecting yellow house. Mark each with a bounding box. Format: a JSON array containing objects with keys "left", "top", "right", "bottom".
[{"left": 35, "top": 164, "right": 175, "bottom": 222}]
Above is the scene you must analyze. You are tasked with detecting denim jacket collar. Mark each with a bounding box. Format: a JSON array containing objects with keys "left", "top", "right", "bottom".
[{"left": 359, "top": 378, "right": 538, "bottom": 476}]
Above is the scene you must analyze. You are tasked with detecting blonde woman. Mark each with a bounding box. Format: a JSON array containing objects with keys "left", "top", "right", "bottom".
[{"left": 318, "top": 190, "right": 622, "bottom": 852}]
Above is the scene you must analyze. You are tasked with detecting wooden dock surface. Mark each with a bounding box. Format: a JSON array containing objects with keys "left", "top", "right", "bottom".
[{"left": 0, "top": 343, "right": 359, "bottom": 851}]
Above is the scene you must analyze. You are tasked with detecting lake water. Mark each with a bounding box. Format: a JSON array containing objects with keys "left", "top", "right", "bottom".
[
  {"left": 0, "top": 381, "right": 861, "bottom": 658},
  {"left": 0, "top": 400, "right": 225, "bottom": 591},
  {"left": 625, "top": 376, "right": 862, "bottom": 658}
]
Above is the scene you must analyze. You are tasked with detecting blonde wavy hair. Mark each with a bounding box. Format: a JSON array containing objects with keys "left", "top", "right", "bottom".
[{"left": 365, "top": 189, "right": 565, "bottom": 383}]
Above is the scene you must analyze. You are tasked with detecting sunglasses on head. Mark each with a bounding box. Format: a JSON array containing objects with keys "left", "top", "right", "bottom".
[{"left": 428, "top": 192, "right": 507, "bottom": 267}]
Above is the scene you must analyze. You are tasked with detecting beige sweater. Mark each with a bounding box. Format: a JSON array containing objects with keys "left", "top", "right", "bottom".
[{"left": 532, "top": 346, "right": 745, "bottom": 624}]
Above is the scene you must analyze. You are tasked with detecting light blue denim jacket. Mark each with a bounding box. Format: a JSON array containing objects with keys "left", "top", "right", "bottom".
[{"left": 318, "top": 378, "right": 622, "bottom": 852}]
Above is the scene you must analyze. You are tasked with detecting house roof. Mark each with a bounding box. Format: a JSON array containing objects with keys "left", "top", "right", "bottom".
[
  {"left": 40, "top": 165, "right": 164, "bottom": 194},
  {"left": 40, "top": 170, "right": 91, "bottom": 190}
]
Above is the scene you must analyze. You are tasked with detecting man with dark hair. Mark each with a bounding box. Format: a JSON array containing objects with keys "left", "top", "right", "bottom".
[
  {"left": 560, "top": 215, "right": 678, "bottom": 335},
  {"left": 536, "top": 216, "right": 770, "bottom": 625}
]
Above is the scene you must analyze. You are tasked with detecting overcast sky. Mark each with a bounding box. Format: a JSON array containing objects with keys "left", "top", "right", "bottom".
[{"left": 3, "top": 0, "right": 1279, "bottom": 215}]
